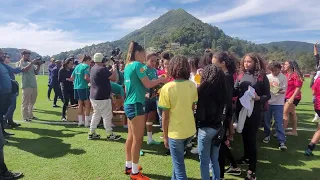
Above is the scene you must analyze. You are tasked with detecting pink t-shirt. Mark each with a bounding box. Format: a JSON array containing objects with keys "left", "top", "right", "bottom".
[
  {"left": 285, "top": 73, "right": 303, "bottom": 100},
  {"left": 313, "top": 78, "right": 320, "bottom": 110}
]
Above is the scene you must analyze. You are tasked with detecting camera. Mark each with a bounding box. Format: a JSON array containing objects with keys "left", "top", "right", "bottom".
[{"left": 34, "top": 56, "right": 45, "bottom": 65}]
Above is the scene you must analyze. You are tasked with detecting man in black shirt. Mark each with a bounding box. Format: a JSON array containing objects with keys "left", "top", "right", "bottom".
[{"left": 88, "top": 53, "right": 121, "bottom": 140}]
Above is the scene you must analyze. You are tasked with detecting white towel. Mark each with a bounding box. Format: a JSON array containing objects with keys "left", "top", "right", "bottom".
[{"left": 237, "top": 86, "right": 255, "bottom": 133}]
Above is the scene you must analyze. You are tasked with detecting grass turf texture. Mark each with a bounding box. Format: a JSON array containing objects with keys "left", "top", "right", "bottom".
[{"left": 5, "top": 76, "right": 320, "bottom": 180}]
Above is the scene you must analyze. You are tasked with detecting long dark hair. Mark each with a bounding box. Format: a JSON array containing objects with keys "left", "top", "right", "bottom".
[
  {"left": 198, "top": 64, "right": 226, "bottom": 102},
  {"left": 286, "top": 60, "right": 304, "bottom": 80},
  {"left": 126, "top": 41, "right": 144, "bottom": 63},
  {"left": 240, "top": 53, "right": 266, "bottom": 78},
  {"left": 63, "top": 58, "right": 74, "bottom": 69},
  {"left": 213, "top": 51, "right": 237, "bottom": 74},
  {"left": 199, "top": 51, "right": 213, "bottom": 69},
  {"left": 81, "top": 54, "right": 91, "bottom": 63}
]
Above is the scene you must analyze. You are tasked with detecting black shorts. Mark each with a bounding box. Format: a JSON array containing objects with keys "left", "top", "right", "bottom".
[
  {"left": 145, "top": 100, "right": 157, "bottom": 113},
  {"left": 315, "top": 110, "right": 320, "bottom": 117},
  {"left": 285, "top": 99, "right": 300, "bottom": 106}
]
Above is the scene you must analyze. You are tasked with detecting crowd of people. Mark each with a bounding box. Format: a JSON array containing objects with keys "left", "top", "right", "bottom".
[{"left": 0, "top": 40, "right": 320, "bottom": 180}]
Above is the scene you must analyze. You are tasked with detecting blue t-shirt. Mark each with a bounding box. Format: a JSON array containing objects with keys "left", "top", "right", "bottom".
[{"left": 0, "top": 63, "right": 12, "bottom": 94}]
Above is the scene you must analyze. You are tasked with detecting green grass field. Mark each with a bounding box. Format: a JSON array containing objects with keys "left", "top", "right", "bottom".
[{"left": 5, "top": 76, "right": 320, "bottom": 180}]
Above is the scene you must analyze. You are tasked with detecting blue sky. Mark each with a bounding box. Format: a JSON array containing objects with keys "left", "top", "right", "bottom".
[{"left": 0, "top": 0, "right": 319, "bottom": 56}]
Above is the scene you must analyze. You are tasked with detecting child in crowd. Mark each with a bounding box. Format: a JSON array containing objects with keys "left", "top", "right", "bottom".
[
  {"left": 159, "top": 56, "right": 197, "bottom": 180},
  {"left": 212, "top": 52, "right": 241, "bottom": 179},
  {"left": 70, "top": 55, "right": 92, "bottom": 127},
  {"left": 305, "top": 74, "right": 320, "bottom": 156},
  {"left": 234, "top": 53, "right": 271, "bottom": 180},
  {"left": 157, "top": 52, "right": 173, "bottom": 130},
  {"left": 144, "top": 53, "right": 161, "bottom": 145},
  {"left": 283, "top": 60, "right": 304, "bottom": 136},
  {"left": 263, "top": 61, "right": 288, "bottom": 150},
  {"left": 196, "top": 63, "right": 228, "bottom": 180}
]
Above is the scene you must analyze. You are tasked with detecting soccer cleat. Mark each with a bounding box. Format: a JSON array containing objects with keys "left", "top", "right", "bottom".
[
  {"left": 140, "top": 150, "right": 145, "bottom": 156},
  {"left": 279, "top": 143, "right": 287, "bottom": 151},
  {"left": 130, "top": 172, "right": 150, "bottom": 180},
  {"left": 304, "top": 149, "right": 314, "bottom": 156},
  {"left": 88, "top": 133, "right": 101, "bottom": 140},
  {"left": 107, "top": 133, "right": 121, "bottom": 141},
  {"left": 225, "top": 166, "right": 241, "bottom": 176},
  {"left": 124, "top": 165, "right": 143, "bottom": 175},
  {"left": 263, "top": 136, "right": 270, "bottom": 143}
]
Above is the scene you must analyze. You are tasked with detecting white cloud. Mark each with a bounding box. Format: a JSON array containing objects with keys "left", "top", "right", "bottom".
[
  {"left": 171, "top": 0, "right": 201, "bottom": 4},
  {"left": 112, "top": 16, "right": 156, "bottom": 30},
  {"left": 0, "top": 22, "right": 101, "bottom": 56}
]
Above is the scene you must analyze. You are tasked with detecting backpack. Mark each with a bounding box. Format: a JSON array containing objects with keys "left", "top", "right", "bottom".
[{"left": 237, "top": 73, "right": 269, "bottom": 111}]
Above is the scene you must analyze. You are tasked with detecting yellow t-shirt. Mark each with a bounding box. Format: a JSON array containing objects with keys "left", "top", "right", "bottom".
[{"left": 158, "top": 80, "right": 198, "bottom": 139}]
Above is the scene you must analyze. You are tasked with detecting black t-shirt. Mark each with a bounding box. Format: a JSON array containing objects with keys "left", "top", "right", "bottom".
[
  {"left": 90, "top": 64, "right": 112, "bottom": 100},
  {"left": 58, "top": 68, "right": 74, "bottom": 90}
]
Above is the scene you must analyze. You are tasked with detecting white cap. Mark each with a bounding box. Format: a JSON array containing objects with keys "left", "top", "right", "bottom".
[{"left": 94, "top": 53, "right": 104, "bottom": 63}]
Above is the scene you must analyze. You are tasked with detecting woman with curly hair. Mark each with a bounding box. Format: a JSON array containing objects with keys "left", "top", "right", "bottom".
[
  {"left": 196, "top": 63, "right": 228, "bottom": 180},
  {"left": 158, "top": 55, "right": 198, "bottom": 180},
  {"left": 283, "top": 60, "right": 303, "bottom": 136},
  {"left": 234, "top": 53, "right": 270, "bottom": 180},
  {"left": 212, "top": 52, "right": 241, "bottom": 179},
  {"left": 123, "top": 41, "right": 166, "bottom": 180}
]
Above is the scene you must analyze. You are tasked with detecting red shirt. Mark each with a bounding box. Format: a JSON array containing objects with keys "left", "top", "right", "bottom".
[
  {"left": 157, "top": 69, "right": 174, "bottom": 82},
  {"left": 285, "top": 73, "right": 303, "bottom": 100},
  {"left": 312, "top": 78, "right": 320, "bottom": 110}
]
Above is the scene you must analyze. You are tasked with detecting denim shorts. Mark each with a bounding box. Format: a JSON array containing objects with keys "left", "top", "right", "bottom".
[
  {"left": 74, "top": 89, "right": 90, "bottom": 101},
  {"left": 124, "top": 103, "right": 145, "bottom": 120},
  {"left": 145, "top": 100, "right": 157, "bottom": 113}
]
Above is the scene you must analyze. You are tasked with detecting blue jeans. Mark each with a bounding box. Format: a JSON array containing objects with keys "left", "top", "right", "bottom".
[
  {"left": 198, "top": 127, "right": 220, "bottom": 180},
  {"left": 168, "top": 136, "right": 193, "bottom": 180},
  {"left": 156, "top": 100, "right": 162, "bottom": 128},
  {"left": 4, "top": 93, "right": 17, "bottom": 122},
  {"left": 264, "top": 105, "right": 286, "bottom": 143}
]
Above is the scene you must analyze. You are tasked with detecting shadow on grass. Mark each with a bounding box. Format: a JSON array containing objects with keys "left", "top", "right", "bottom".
[
  {"left": 17, "top": 127, "right": 83, "bottom": 138},
  {"left": 33, "top": 109, "right": 61, "bottom": 117},
  {"left": 227, "top": 128, "right": 318, "bottom": 179},
  {"left": 7, "top": 136, "right": 86, "bottom": 158}
]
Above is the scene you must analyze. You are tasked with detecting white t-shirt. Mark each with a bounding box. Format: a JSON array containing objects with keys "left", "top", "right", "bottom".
[{"left": 267, "top": 73, "right": 287, "bottom": 105}]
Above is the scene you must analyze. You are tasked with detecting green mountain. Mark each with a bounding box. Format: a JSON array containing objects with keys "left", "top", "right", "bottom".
[
  {"left": 261, "top": 41, "right": 314, "bottom": 55},
  {"left": 1, "top": 48, "right": 41, "bottom": 62},
  {"left": 53, "top": 9, "right": 267, "bottom": 60}
]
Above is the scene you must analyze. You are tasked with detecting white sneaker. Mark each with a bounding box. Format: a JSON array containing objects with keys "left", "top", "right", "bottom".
[
  {"left": 190, "top": 147, "right": 198, "bottom": 154},
  {"left": 312, "top": 113, "right": 320, "bottom": 122},
  {"left": 111, "top": 123, "right": 116, "bottom": 128},
  {"left": 123, "top": 125, "right": 128, "bottom": 128}
]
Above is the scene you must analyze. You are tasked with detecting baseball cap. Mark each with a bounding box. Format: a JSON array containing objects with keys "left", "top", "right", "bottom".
[{"left": 94, "top": 53, "right": 104, "bottom": 63}]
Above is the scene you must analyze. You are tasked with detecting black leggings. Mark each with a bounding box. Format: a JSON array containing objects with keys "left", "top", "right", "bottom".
[
  {"left": 241, "top": 107, "right": 261, "bottom": 173},
  {"left": 48, "top": 85, "right": 53, "bottom": 99},
  {"left": 61, "top": 86, "right": 76, "bottom": 118},
  {"left": 219, "top": 142, "right": 237, "bottom": 178},
  {"left": 53, "top": 85, "right": 63, "bottom": 105}
]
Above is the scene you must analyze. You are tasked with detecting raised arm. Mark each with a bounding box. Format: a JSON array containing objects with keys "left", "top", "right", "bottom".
[{"left": 315, "top": 42, "right": 319, "bottom": 68}]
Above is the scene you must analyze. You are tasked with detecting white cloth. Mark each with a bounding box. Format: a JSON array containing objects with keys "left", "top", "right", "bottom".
[
  {"left": 314, "top": 71, "right": 320, "bottom": 82},
  {"left": 90, "top": 99, "right": 113, "bottom": 134},
  {"left": 237, "top": 86, "right": 255, "bottom": 133}
]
